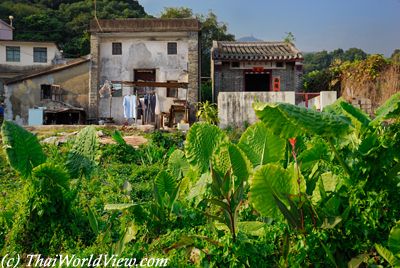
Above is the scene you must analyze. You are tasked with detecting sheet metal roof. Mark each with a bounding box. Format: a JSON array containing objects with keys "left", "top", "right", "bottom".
[
  {"left": 90, "top": 18, "right": 200, "bottom": 33},
  {"left": 212, "top": 41, "right": 303, "bottom": 61}
]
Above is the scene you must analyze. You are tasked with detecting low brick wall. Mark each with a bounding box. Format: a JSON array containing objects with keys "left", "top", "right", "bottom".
[{"left": 218, "top": 91, "right": 296, "bottom": 128}]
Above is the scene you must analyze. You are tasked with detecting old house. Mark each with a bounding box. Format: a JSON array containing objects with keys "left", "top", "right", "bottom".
[
  {"left": 3, "top": 57, "right": 90, "bottom": 125},
  {"left": 89, "top": 18, "right": 200, "bottom": 125},
  {"left": 211, "top": 41, "right": 304, "bottom": 101},
  {"left": 0, "top": 19, "right": 64, "bottom": 100},
  {"left": 211, "top": 41, "right": 336, "bottom": 127}
]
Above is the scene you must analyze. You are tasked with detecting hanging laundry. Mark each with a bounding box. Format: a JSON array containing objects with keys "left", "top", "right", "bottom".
[{"left": 123, "top": 94, "right": 137, "bottom": 119}]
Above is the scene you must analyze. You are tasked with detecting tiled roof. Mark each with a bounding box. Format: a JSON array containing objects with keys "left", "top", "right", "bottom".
[
  {"left": 212, "top": 41, "right": 303, "bottom": 61},
  {"left": 90, "top": 19, "right": 200, "bottom": 33}
]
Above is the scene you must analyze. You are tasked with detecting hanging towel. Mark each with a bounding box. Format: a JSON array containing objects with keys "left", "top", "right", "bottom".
[
  {"left": 155, "top": 93, "right": 160, "bottom": 115},
  {"left": 123, "top": 95, "right": 137, "bottom": 119}
]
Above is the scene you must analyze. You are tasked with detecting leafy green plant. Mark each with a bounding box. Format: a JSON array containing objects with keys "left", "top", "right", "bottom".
[
  {"left": 375, "top": 223, "right": 400, "bottom": 267},
  {"left": 197, "top": 101, "right": 219, "bottom": 125}
]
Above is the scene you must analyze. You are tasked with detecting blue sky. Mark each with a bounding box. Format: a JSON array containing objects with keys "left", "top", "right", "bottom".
[{"left": 140, "top": 0, "right": 400, "bottom": 56}]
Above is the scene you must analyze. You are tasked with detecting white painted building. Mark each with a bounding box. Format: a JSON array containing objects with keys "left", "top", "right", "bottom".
[{"left": 0, "top": 40, "right": 61, "bottom": 68}]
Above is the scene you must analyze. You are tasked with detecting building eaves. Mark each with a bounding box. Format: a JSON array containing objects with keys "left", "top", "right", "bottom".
[
  {"left": 90, "top": 18, "right": 201, "bottom": 33},
  {"left": 212, "top": 41, "right": 303, "bottom": 61},
  {"left": 5, "top": 57, "right": 90, "bottom": 85}
]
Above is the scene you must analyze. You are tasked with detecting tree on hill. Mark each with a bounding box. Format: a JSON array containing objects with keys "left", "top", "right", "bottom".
[{"left": 0, "top": 0, "right": 148, "bottom": 57}]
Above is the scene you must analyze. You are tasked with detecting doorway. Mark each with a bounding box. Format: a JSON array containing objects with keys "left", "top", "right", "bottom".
[{"left": 244, "top": 72, "right": 271, "bottom": 91}]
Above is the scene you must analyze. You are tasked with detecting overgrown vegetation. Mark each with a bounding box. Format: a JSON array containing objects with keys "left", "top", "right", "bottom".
[{"left": 1, "top": 93, "right": 400, "bottom": 266}]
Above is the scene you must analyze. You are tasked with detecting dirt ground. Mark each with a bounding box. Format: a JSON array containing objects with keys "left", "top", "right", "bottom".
[{"left": 24, "top": 124, "right": 154, "bottom": 147}]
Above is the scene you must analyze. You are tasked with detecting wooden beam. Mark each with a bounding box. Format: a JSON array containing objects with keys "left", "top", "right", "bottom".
[{"left": 111, "top": 81, "right": 188, "bottom": 89}]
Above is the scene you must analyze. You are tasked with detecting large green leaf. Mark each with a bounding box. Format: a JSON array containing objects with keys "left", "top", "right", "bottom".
[
  {"left": 213, "top": 142, "right": 252, "bottom": 183},
  {"left": 168, "top": 149, "right": 190, "bottom": 179},
  {"left": 324, "top": 98, "right": 371, "bottom": 132},
  {"left": 238, "top": 122, "right": 286, "bottom": 167},
  {"left": 297, "top": 140, "right": 329, "bottom": 171},
  {"left": 154, "top": 170, "right": 178, "bottom": 201},
  {"left": 32, "top": 163, "right": 70, "bottom": 190},
  {"left": 185, "top": 122, "right": 228, "bottom": 173},
  {"left": 373, "top": 92, "right": 400, "bottom": 123},
  {"left": 249, "top": 164, "right": 297, "bottom": 219},
  {"left": 66, "top": 126, "right": 98, "bottom": 179},
  {"left": 389, "top": 224, "right": 400, "bottom": 254},
  {"left": 253, "top": 102, "right": 352, "bottom": 139},
  {"left": 1, "top": 120, "right": 46, "bottom": 178},
  {"left": 375, "top": 244, "right": 397, "bottom": 267}
]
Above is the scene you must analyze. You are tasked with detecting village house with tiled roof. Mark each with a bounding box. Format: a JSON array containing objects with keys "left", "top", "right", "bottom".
[{"left": 211, "top": 41, "right": 304, "bottom": 101}]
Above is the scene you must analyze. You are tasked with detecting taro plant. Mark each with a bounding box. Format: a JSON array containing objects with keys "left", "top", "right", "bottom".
[{"left": 1, "top": 121, "right": 98, "bottom": 254}]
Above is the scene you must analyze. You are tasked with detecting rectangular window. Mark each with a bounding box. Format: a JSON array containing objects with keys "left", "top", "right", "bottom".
[
  {"left": 167, "top": 42, "right": 177, "bottom": 55},
  {"left": 6, "top": 46, "right": 20, "bottom": 62},
  {"left": 276, "top": 62, "right": 284, "bottom": 68},
  {"left": 166, "top": 80, "right": 178, "bottom": 98},
  {"left": 41, "top": 84, "right": 52, "bottom": 100},
  {"left": 40, "top": 84, "right": 62, "bottom": 100},
  {"left": 112, "top": 42, "right": 122, "bottom": 55},
  {"left": 33, "top": 47, "right": 47, "bottom": 63}
]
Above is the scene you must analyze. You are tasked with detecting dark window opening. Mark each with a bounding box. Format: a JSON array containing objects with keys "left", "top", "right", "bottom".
[
  {"left": 231, "top": 61, "right": 240, "bottom": 68},
  {"left": 166, "top": 80, "right": 178, "bottom": 98},
  {"left": 34, "top": 47, "right": 47, "bottom": 63},
  {"left": 6, "top": 46, "right": 20, "bottom": 62},
  {"left": 276, "top": 62, "right": 284, "bottom": 68},
  {"left": 296, "top": 65, "right": 303, "bottom": 71},
  {"left": 41, "top": 84, "right": 52, "bottom": 99},
  {"left": 41, "top": 84, "right": 62, "bottom": 100},
  {"left": 167, "top": 42, "right": 177, "bottom": 55},
  {"left": 245, "top": 72, "right": 271, "bottom": 92},
  {"left": 112, "top": 42, "right": 122, "bottom": 55}
]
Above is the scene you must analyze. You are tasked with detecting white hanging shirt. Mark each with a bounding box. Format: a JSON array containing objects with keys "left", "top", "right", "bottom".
[{"left": 123, "top": 95, "right": 137, "bottom": 119}]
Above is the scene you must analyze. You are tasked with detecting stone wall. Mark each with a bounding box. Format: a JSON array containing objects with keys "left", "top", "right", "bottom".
[{"left": 350, "top": 97, "right": 373, "bottom": 115}]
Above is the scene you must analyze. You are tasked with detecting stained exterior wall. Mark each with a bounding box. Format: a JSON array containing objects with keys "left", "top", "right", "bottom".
[
  {"left": 4, "top": 62, "right": 89, "bottom": 124},
  {"left": 218, "top": 91, "right": 296, "bottom": 128},
  {"left": 89, "top": 31, "right": 199, "bottom": 122},
  {"left": 212, "top": 61, "right": 300, "bottom": 101}
]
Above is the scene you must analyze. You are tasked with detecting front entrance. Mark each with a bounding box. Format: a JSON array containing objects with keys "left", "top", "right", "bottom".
[
  {"left": 133, "top": 69, "right": 156, "bottom": 124},
  {"left": 244, "top": 71, "right": 271, "bottom": 91}
]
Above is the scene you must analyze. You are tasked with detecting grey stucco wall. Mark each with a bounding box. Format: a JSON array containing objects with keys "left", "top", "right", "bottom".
[{"left": 218, "top": 91, "right": 296, "bottom": 128}]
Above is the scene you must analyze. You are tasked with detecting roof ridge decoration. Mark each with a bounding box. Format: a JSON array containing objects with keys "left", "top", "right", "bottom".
[
  {"left": 213, "top": 41, "right": 303, "bottom": 61},
  {"left": 90, "top": 18, "right": 201, "bottom": 33}
]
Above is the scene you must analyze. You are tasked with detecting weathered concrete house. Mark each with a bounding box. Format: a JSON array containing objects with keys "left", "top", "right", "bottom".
[
  {"left": 211, "top": 41, "right": 303, "bottom": 101},
  {"left": 3, "top": 57, "right": 90, "bottom": 125},
  {"left": 89, "top": 18, "right": 201, "bottom": 124},
  {"left": 0, "top": 19, "right": 64, "bottom": 101}
]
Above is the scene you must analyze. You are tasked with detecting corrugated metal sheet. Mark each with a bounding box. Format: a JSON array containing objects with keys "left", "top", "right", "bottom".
[{"left": 213, "top": 41, "right": 303, "bottom": 61}]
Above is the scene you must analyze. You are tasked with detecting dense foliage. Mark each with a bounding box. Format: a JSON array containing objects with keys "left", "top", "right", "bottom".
[
  {"left": 0, "top": 93, "right": 400, "bottom": 266},
  {"left": 0, "top": 0, "right": 148, "bottom": 57}
]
